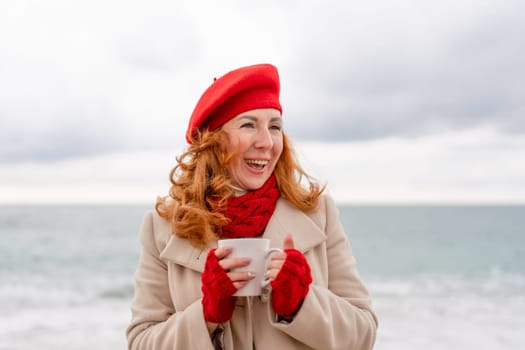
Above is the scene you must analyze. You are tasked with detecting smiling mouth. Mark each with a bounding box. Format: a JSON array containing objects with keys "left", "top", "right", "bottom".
[{"left": 245, "top": 159, "right": 269, "bottom": 170}]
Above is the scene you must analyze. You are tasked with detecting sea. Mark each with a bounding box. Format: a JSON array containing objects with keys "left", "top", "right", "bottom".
[{"left": 0, "top": 204, "right": 524, "bottom": 349}]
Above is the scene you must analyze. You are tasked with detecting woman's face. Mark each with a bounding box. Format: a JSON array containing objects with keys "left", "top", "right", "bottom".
[{"left": 221, "top": 108, "right": 283, "bottom": 191}]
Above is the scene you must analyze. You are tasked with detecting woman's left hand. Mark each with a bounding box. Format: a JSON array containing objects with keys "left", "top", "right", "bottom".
[
  {"left": 267, "top": 233, "right": 313, "bottom": 318},
  {"left": 266, "top": 234, "right": 295, "bottom": 279}
]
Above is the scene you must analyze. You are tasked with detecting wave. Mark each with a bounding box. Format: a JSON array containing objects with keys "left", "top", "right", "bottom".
[
  {"left": 368, "top": 271, "right": 525, "bottom": 349},
  {"left": 367, "top": 269, "right": 525, "bottom": 298}
]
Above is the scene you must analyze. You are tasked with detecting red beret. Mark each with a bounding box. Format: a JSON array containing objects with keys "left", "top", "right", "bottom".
[{"left": 186, "top": 63, "right": 282, "bottom": 143}]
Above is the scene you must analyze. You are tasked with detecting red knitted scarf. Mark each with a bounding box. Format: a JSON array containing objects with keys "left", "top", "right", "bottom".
[{"left": 220, "top": 175, "right": 280, "bottom": 239}]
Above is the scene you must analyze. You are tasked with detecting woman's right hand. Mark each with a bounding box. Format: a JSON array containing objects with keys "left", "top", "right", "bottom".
[
  {"left": 201, "top": 247, "right": 255, "bottom": 329},
  {"left": 215, "top": 246, "right": 255, "bottom": 290}
]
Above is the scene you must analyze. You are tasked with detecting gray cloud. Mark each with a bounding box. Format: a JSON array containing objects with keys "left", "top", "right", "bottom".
[
  {"left": 0, "top": 0, "right": 200, "bottom": 163},
  {"left": 1, "top": 0, "right": 524, "bottom": 163},
  {"left": 281, "top": 1, "right": 525, "bottom": 140}
]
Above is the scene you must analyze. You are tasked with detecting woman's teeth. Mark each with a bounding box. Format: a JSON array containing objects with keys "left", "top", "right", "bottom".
[{"left": 246, "top": 159, "right": 268, "bottom": 169}]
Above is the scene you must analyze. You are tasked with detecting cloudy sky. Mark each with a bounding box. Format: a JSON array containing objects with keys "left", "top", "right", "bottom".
[{"left": 1, "top": 0, "right": 524, "bottom": 204}]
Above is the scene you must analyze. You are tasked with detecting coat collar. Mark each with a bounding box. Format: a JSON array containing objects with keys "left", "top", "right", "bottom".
[
  {"left": 159, "top": 197, "right": 326, "bottom": 273},
  {"left": 262, "top": 198, "right": 326, "bottom": 253},
  {"left": 159, "top": 232, "right": 211, "bottom": 273}
]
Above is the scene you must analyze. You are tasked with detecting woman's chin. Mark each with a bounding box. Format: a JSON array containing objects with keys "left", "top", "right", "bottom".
[{"left": 235, "top": 176, "right": 270, "bottom": 191}]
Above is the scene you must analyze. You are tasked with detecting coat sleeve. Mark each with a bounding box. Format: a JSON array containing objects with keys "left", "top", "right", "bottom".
[
  {"left": 271, "top": 195, "right": 378, "bottom": 350},
  {"left": 126, "top": 211, "right": 214, "bottom": 350}
]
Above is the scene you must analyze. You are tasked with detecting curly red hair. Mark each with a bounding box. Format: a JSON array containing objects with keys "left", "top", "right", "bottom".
[{"left": 156, "top": 129, "right": 324, "bottom": 248}]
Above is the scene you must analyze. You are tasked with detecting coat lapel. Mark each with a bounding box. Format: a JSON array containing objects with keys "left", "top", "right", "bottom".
[
  {"left": 159, "top": 232, "right": 213, "bottom": 273},
  {"left": 263, "top": 198, "right": 326, "bottom": 252}
]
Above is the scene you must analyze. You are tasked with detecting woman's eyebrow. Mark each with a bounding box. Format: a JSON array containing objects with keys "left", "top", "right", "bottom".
[
  {"left": 237, "top": 115, "right": 257, "bottom": 121},
  {"left": 236, "top": 115, "right": 282, "bottom": 123}
]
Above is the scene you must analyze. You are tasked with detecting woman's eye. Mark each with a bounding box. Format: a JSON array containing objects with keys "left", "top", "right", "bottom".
[
  {"left": 270, "top": 125, "right": 282, "bottom": 131},
  {"left": 240, "top": 122, "right": 255, "bottom": 128}
]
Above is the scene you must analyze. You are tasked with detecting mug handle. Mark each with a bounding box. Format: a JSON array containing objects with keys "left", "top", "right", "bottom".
[{"left": 261, "top": 248, "right": 283, "bottom": 288}]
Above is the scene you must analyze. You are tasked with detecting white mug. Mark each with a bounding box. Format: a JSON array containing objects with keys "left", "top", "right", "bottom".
[{"left": 218, "top": 238, "right": 282, "bottom": 296}]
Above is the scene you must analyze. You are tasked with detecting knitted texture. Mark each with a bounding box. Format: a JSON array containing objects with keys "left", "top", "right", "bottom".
[
  {"left": 201, "top": 249, "right": 237, "bottom": 323},
  {"left": 220, "top": 175, "right": 279, "bottom": 239},
  {"left": 270, "top": 249, "right": 312, "bottom": 317}
]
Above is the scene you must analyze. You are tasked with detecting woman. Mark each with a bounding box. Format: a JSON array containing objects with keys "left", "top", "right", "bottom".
[{"left": 126, "top": 64, "right": 378, "bottom": 349}]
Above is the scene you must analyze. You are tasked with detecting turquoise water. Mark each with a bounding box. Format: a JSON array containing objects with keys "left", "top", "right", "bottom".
[
  {"left": 1, "top": 204, "right": 524, "bottom": 349},
  {"left": 339, "top": 205, "right": 525, "bottom": 277}
]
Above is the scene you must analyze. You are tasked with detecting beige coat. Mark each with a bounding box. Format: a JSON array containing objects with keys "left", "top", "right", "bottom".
[{"left": 127, "top": 194, "right": 378, "bottom": 349}]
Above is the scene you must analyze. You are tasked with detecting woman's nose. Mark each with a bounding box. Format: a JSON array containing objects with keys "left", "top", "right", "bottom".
[{"left": 254, "top": 128, "right": 273, "bottom": 149}]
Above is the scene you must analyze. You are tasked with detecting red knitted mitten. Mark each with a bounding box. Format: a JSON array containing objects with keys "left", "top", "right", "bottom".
[
  {"left": 270, "top": 249, "right": 312, "bottom": 317},
  {"left": 201, "top": 249, "right": 238, "bottom": 323}
]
